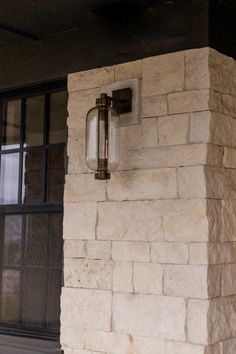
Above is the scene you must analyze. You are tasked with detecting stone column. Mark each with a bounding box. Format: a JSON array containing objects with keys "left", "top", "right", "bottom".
[{"left": 61, "top": 48, "right": 236, "bottom": 354}]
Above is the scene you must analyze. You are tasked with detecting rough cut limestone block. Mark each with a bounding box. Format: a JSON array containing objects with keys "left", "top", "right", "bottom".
[
  {"left": 190, "top": 111, "right": 211, "bottom": 143},
  {"left": 97, "top": 201, "right": 163, "bottom": 242},
  {"left": 222, "top": 338, "right": 236, "bottom": 354},
  {"left": 68, "top": 66, "right": 114, "bottom": 92},
  {"left": 86, "top": 241, "right": 111, "bottom": 260},
  {"left": 61, "top": 326, "right": 85, "bottom": 350},
  {"left": 166, "top": 341, "right": 205, "bottom": 354},
  {"left": 163, "top": 199, "right": 208, "bottom": 242},
  {"left": 141, "top": 95, "right": 168, "bottom": 117},
  {"left": 208, "top": 296, "right": 236, "bottom": 344},
  {"left": 178, "top": 166, "right": 206, "bottom": 199},
  {"left": 223, "top": 147, "right": 236, "bottom": 168},
  {"left": 142, "top": 52, "right": 185, "bottom": 96},
  {"left": 164, "top": 265, "right": 208, "bottom": 298},
  {"left": 221, "top": 264, "right": 236, "bottom": 296},
  {"left": 206, "top": 144, "right": 224, "bottom": 167},
  {"left": 120, "top": 124, "right": 142, "bottom": 151},
  {"left": 115, "top": 59, "right": 142, "bottom": 81},
  {"left": 61, "top": 288, "right": 111, "bottom": 331},
  {"left": 113, "top": 262, "right": 133, "bottom": 292},
  {"left": 85, "top": 330, "right": 165, "bottom": 354},
  {"left": 189, "top": 243, "right": 208, "bottom": 265},
  {"left": 133, "top": 263, "right": 163, "bottom": 295},
  {"left": 141, "top": 118, "right": 158, "bottom": 148},
  {"left": 111, "top": 241, "right": 150, "bottom": 262},
  {"left": 67, "top": 129, "right": 84, "bottom": 157},
  {"left": 63, "top": 203, "right": 97, "bottom": 240},
  {"left": 112, "top": 293, "right": 186, "bottom": 340},
  {"left": 64, "top": 240, "right": 86, "bottom": 258},
  {"left": 185, "top": 48, "right": 210, "bottom": 90},
  {"left": 151, "top": 242, "right": 188, "bottom": 264},
  {"left": 207, "top": 199, "right": 222, "bottom": 243},
  {"left": 210, "top": 91, "right": 236, "bottom": 119},
  {"left": 187, "top": 299, "right": 209, "bottom": 345},
  {"left": 210, "top": 112, "right": 233, "bottom": 148},
  {"left": 107, "top": 168, "right": 178, "bottom": 201},
  {"left": 222, "top": 200, "right": 236, "bottom": 241},
  {"left": 64, "top": 175, "right": 106, "bottom": 203},
  {"left": 158, "top": 113, "right": 189, "bottom": 146},
  {"left": 118, "top": 144, "right": 208, "bottom": 171},
  {"left": 168, "top": 89, "right": 210, "bottom": 115},
  {"left": 64, "top": 259, "right": 112, "bottom": 290},
  {"left": 67, "top": 89, "right": 99, "bottom": 130}
]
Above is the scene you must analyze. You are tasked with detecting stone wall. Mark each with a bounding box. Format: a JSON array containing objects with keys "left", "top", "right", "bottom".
[{"left": 61, "top": 48, "right": 236, "bottom": 354}]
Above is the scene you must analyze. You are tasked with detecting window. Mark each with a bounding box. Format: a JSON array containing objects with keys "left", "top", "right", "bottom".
[{"left": 0, "top": 81, "right": 67, "bottom": 341}]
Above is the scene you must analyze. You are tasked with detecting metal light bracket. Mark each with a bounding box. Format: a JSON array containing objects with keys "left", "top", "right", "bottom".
[{"left": 112, "top": 87, "right": 132, "bottom": 114}]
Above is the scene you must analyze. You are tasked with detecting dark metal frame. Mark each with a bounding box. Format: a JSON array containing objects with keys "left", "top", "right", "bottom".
[{"left": 0, "top": 79, "right": 67, "bottom": 341}]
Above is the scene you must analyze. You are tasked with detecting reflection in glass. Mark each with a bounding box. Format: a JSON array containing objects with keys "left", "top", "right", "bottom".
[
  {"left": 22, "top": 150, "right": 43, "bottom": 203},
  {"left": 0, "top": 153, "right": 19, "bottom": 204},
  {"left": 46, "top": 270, "right": 61, "bottom": 329},
  {"left": 0, "top": 270, "right": 20, "bottom": 323},
  {"left": 2, "top": 100, "right": 21, "bottom": 150},
  {"left": 3, "top": 215, "right": 22, "bottom": 266},
  {"left": 24, "top": 214, "right": 48, "bottom": 267},
  {"left": 49, "top": 91, "right": 68, "bottom": 144},
  {"left": 22, "top": 269, "right": 45, "bottom": 327},
  {"left": 47, "top": 148, "right": 65, "bottom": 202},
  {"left": 25, "top": 96, "right": 44, "bottom": 146},
  {"left": 48, "top": 213, "right": 63, "bottom": 267}
]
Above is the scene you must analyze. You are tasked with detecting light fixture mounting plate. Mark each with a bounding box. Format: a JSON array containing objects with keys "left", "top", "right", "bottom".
[{"left": 112, "top": 87, "right": 132, "bottom": 114}]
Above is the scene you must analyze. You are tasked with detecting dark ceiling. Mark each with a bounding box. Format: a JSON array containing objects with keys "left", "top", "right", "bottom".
[{"left": 0, "top": 0, "right": 234, "bottom": 90}]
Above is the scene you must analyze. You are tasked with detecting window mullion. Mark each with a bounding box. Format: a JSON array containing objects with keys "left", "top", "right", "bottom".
[{"left": 18, "top": 99, "right": 26, "bottom": 204}]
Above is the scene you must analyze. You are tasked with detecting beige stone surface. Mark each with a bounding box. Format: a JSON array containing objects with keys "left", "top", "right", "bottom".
[
  {"left": 64, "top": 175, "right": 106, "bottom": 203},
  {"left": 222, "top": 338, "right": 236, "bottom": 354},
  {"left": 190, "top": 111, "right": 211, "bottom": 143},
  {"left": 185, "top": 48, "right": 210, "bottom": 90},
  {"left": 85, "top": 331, "right": 165, "bottom": 354},
  {"left": 189, "top": 243, "right": 208, "bottom": 265},
  {"left": 63, "top": 203, "right": 97, "bottom": 240},
  {"left": 178, "top": 166, "right": 206, "bottom": 199},
  {"left": 68, "top": 66, "right": 114, "bottom": 92},
  {"left": 142, "top": 52, "right": 185, "bottom": 96},
  {"left": 86, "top": 241, "right": 111, "bottom": 260},
  {"left": 97, "top": 201, "right": 163, "bottom": 241},
  {"left": 222, "top": 264, "right": 236, "bottom": 296},
  {"left": 107, "top": 168, "right": 177, "bottom": 201},
  {"left": 166, "top": 341, "right": 205, "bottom": 354},
  {"left": 113, "top": 262, "right": 133, "bottom": 292},
  {"left": 133, "top": 263, "right": 163, "bottom": 294},
  {"left": 168, "top": 89, "right": 210, "bottom": 115},
  {"left": 64, "top": 240, "right": 86, "bottom": 258},
  {"left": 210, "top": 91, "right": 236, "bottom": 119},
  {"left": 118, "top": 143, "right": 208, "bottom": 171},
  {"left": 120, "top": 124, "right": 142, "bottom": 151},
  {"left": 163, "top": 199, "right": 209, "bottom": 242},
  {"left": 61, "top": 287, "right": 112, "bottom": 331},
  {"left": 141, "top": 95, "right": 168, "bottom": 117},
  {"left": 113, "top": 293, "right": 186, "bottom": 340},
  {"left": 222, "top": 200, "right": 236, "bottom": 241},
  {"left": 158, "top": 113, "right": 189, "bottom": 146},
  {"left": 61, "top": 326, "right": 85, "bottom": 350},
  {"left": 151, "top": 242, "right": 188, "bottom": 264},
  {"left": 64, "top": 259, "right": 112, "bottom": 290},
  {"left": 223, "top": 147, "right": 236, "bottom": 168},
  {"left": 164, "top": 265, "right": 208, "bottom": 298},
  {"left": 115, "top": 59, "right": 142, "bottom": 81},
  {"left": 187, "top": 299, "right": 209, "bottom": 344},
  {"left": 112, "top": 241, "right": 150, "bottom": 262},
  {"left": 141, "top": 118, "right": 158, "bottom": 148}
]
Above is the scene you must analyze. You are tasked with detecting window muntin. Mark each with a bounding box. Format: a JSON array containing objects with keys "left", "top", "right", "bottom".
[{"left": 0, "top": 82, "right": 67, "bottom": 340}]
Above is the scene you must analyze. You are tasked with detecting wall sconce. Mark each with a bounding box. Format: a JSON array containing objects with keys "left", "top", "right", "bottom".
[{"left": 85, "top": 88, "right": 132, "bottom": 180}]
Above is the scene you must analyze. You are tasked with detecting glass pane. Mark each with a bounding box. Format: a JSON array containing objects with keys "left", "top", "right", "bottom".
[
  {"left": 24, "top": 214, "right": 48, "bottom": 267},
  {"left": 0, "top": 270, "right": 20, "bottom": 323},
  {"left": 21, "top": 269, "right": 45, "bottom": 327},
  {"left": 2, "top": 100, "right": 21, "bottom": 150},
  {"left": 46, "top": 270, "right": 61, "bottom": 329},
  {"left": 22, "top": 150, "right": 44, "bottom": 203},
  {"left": 25, "top": 96, "right": 44, "bottom": 146},
  {"left": 0, "top": 153, "right": 19, "bottom": 204},
  {"left": 48, "top": 213, "right": 63, "bottom": 267},
  {"left": 49, "top": 91, "right": 67, "bottom": 144},
  {"left": 47, "top": 148, "right": 65, "bottom": 202},
  {"left": 3, "top": 215, "right": 22, "bottom": 266}
]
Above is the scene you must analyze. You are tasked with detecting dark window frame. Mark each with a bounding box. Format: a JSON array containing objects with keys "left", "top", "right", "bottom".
[{"left": 0, "top": 79, "right": 67, "bottom": 341}]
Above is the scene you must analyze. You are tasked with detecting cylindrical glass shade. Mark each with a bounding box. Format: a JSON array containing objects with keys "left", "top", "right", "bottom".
[{"left": 86, "top": 100, "right": 120, "bottom": 179}]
